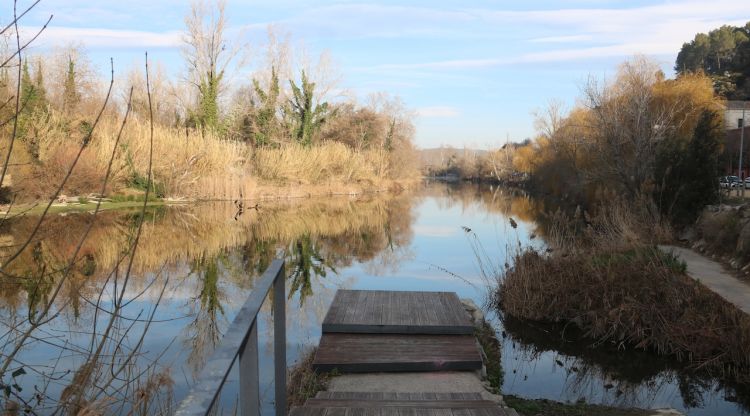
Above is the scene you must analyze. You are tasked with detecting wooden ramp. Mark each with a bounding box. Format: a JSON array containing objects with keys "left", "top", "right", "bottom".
[
  {"left": 290, "top": 392, "right": 515, "bottom": 416},
  {"left": 312, "top": 290, "right": 482, "bottom": 373}
]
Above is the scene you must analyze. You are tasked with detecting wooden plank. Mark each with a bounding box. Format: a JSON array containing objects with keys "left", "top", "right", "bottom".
[
  {"left": 312, "top": 334, "right": 482, "bottom": 373},
  {"left": 315, "top": 393, "right": 484, "bottom": 401},
  {"left": 303, "top": 399, "right": 500, "bottom": 409},
  {"left": 290, "top": 408, "right": 510, "bottom": 416},
  {"left": 322, "top": 290, "right": 474, "bottom": 335}
]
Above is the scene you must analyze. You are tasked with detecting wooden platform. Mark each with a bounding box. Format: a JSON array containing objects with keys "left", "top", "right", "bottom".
[
  {"left": 313, "top": 333, "right": 482, "bottom": 373},
  {"left": 290, "top": 392, "right": 516, "bottom": 416},
  {"left": 322, "top": 290, "right": 474, "bottom": 335}
]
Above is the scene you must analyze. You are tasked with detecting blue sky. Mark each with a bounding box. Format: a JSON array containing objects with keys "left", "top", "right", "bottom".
[{"left": 17, "top": 0, "right": 750, "bottom": 148}]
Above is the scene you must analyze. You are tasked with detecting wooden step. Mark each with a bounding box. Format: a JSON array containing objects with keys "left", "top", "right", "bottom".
[
  {"left": 315, "top": 392, "right": 484, "bottom": 401},
  {"left": 312, "top": 333, "right": 482, "bottom": 373},
  {"left": 322, "top": 290, "right": 474, "bottom": 335},
  {"left": 290, "top": 407, "right": 512, "bottom": 416},
  {"left": 304, "top": 398, "right": 499, "bottom": 408}
]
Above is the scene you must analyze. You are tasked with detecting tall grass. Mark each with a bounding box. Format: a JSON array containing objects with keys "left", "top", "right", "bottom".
[
  {"left": 253, "top": 142, "right": 389, "bottom": 185},
  {"left": 13, "top": 114, "right": 416, "bottom": 201}
]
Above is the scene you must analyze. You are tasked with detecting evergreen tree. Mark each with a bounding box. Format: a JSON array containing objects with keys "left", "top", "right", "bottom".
[
  {"left": 655, "top": 110, "right": 722, "bottom": 226},
  {"left": 20, "top": 60, "right": 39, "bottom": 113},
  {"left": 288, "top": 71, "right": 330, "bottom": 147},
  {"left": 248, "top": 66, "right": 280, "bottom": 147},
  {"left": 676, "top": 22, "right": 750, "bottom": 99},
  {"left": 63, "top": 57, "right": 79, "bottom": 116},
  {"left": 34, "top": 59, "right": 47, "bottom": 110}
]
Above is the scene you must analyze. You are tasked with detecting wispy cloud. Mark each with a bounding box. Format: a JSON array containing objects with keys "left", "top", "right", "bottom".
[
  {"left": 416, "top": 106, "right": 461, "bottom": 118},
  {"left": 22, "top": 26, "right": 182, "bottom": 49},
  {"left": 529, "top": 35, "right": 593, "bottom": 43}
]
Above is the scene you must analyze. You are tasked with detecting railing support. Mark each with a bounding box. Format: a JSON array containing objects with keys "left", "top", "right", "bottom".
[
  {"left": 239, "top": 320, "right": 259, "bottom": 416},
  {"left": 175, "top": 259, "right": 286, "bottom": 416},
  {"left": 273, "top": 262, "right": 286, "bottom": 415}
]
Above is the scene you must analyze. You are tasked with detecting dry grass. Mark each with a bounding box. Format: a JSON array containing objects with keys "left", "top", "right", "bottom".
[
  {"left": 12, "top": 113, "right": 416, "bottom": 201},
  {"left": 498, "top": 204, "right": 750, "bottom": 381},
  {"left": 286, "top": 348, "right": 332, "bottom": 411},
  {"left": 253, "top": 141, "right": 389, "bottom": 185}
]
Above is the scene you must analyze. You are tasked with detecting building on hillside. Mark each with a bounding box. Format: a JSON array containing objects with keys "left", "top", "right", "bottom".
[{"left": 726, "top": 101, "right": 749, "bottom": 130}]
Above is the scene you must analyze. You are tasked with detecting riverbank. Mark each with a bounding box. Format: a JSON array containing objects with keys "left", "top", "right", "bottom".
[{"left": 1, "top": 179, "right": 417, "bottom": 217}]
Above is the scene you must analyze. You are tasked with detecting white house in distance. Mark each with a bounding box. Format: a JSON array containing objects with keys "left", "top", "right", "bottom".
[{"left": 726, "top": 101, "right": 749, "bottom": 130}]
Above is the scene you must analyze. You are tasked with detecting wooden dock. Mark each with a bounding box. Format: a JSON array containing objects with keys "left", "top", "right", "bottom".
[
  {"left": 321, "top": 290, "right": 475, "bottom": 335},
  {"left": 295, "top": 289, "right": 517, "bottom": 415}
]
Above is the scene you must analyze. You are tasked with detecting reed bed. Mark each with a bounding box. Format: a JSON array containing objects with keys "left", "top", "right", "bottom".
[{"left": 498, "top": 204, "right": 750, "bottom": 382}]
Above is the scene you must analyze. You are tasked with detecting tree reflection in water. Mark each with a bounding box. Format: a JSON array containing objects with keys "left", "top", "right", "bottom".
[{"left": 287, "top": 234, "right": 336, "bottom": 307}]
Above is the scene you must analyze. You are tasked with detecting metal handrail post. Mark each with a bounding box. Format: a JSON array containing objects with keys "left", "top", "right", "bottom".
[
  {"left": 175, "top": 260, "right": 286, "bottom": 416},
  {"left": 239, "top": 320, "right": 260, "bottom": 416},
  {"left": 273, "top": 262, "right": 287, "bottom": 415}
]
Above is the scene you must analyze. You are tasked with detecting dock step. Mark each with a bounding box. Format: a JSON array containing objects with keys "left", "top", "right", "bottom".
[
  {"left": 322, "top": 290, "right": 474, "bottom": 335},
  {"left": 290, "top": 407, "right": 511, "bottom": 415},
  {"left": 315, "top": 392, "right": 484, "bottom": 400},
  {"left": 291, "top": 392, "right": 515, "bottom": 416},
  {"left": 312, "top": 333, "right": 482, "bottom": 373}
]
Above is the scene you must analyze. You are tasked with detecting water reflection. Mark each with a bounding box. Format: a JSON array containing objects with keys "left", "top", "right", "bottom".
[{"left": 0, "top": 183, "right": 748, "bottom": 415}]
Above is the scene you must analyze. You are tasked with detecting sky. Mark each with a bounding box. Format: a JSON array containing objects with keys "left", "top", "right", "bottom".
[{"left": 14, "top": 0, "right": 750, "bottom": 148}]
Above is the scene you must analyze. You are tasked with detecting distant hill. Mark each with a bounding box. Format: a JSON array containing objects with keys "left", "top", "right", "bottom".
[{"left": 419, "top": 147, "right": 488, "bottom": 168}]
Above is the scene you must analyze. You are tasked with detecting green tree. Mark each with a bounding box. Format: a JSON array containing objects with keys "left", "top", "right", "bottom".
[
  {"left": 34, "top": 59, "right": 47, "bottom": 110},
  {"left": 63, "top": 57, "right": 79, "bottom": 116},
  {"left": 288, "top": 70, "right": 330, "bottom": 146},
  {"left": 247, "top": 66, "right": 280, "bottom": 147},
  {"left": 676, "top": 22, "right": 750, "bottom": 99},
  {"left": 655, "top": 110, "right": 723, "bottom": 226}
]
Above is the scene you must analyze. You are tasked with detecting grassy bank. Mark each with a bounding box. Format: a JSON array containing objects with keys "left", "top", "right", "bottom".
[
  {"left": 505, "top": 395, "right": 653, "bottom": 416},
  {"left": 496, "top": 206, "right": 750, "bottom": 383},
  {"left": 286, "top": 349, "right": 334, "bottom": 411},
  {"left": 6, "top": 116, "right": 419, "bottom": 204}
]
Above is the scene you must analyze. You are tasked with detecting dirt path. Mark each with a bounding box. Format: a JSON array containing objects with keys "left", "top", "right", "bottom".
[{"left": 659, "top": 245, "right": 750, "bottom": 315}]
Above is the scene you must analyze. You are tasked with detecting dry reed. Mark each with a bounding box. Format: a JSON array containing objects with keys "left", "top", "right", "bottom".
[{"left": 498, "top": 203, "right": 750, "bottom": 382}]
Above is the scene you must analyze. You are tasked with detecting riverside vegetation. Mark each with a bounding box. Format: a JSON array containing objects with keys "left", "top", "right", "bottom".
[
  {"left": 0, "top": 0, "right": 419, "bottom": 207},
  {"left": 490, "top": 22, "right": 750, "bottom": 408}
]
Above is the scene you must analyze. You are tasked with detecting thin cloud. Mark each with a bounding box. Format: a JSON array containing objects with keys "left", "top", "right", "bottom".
[
  {"left": 416, "top": 106, "right": 461, "bottom": 118},
  {"left": 529, "top": 35, "right": 592, "bottom": 43},
  {"left": 22, "top": 26, "right": 182, "bottom": 49}
]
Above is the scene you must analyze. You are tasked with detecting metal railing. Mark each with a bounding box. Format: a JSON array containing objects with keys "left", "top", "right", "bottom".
[{"left": 176, "top": 259, "right": 287, "bottom": 416}]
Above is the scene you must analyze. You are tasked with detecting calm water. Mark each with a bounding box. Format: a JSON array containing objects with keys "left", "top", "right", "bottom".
[{"left": 0, "top": 182, "right": 747, "bottom": 415}]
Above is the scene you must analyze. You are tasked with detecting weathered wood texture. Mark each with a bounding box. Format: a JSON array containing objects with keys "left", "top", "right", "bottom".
[
  {"left": 312, "top": 334, "right": 482, "bottom": 373},
  {"left": 322, "top": 290, "right": 474, "bottom": 335},
  {"left": 290, "top": 408, "right": 512, "bottom": 416},
  {"left": 290, "top": 392, "right": 515, "bottom": 416},
  {"left": 316, "top": 393, "right": 484, "bottom": 400},
  {"left": 303, "top": 399, "right": 499, "bottom": 408}
]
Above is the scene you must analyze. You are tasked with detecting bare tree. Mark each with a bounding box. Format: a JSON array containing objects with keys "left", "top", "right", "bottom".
[
  {"left": 181, "top": 0, "right": 241, "bottom": 131},
  {"left": 581, "top": 56, "right": 673, "bottom": 197}
]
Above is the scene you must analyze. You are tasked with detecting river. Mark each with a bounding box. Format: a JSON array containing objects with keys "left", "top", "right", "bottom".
[{"left": 0, "top": 182, "right": 747, "bottom": 415}]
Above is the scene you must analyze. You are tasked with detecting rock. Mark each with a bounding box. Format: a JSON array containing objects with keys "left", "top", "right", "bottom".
[
  {"left": 56, "top": 194, "right": 68, "bottom": 203},
  {"left": 678, "top": 227, "right": 696, "bottom": 242},
  {"left": 731, "top": 258, "right": 740, "bottom": 269},
  {"left": 461, "top": 298, "right": 485, "bottom": 324}
]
